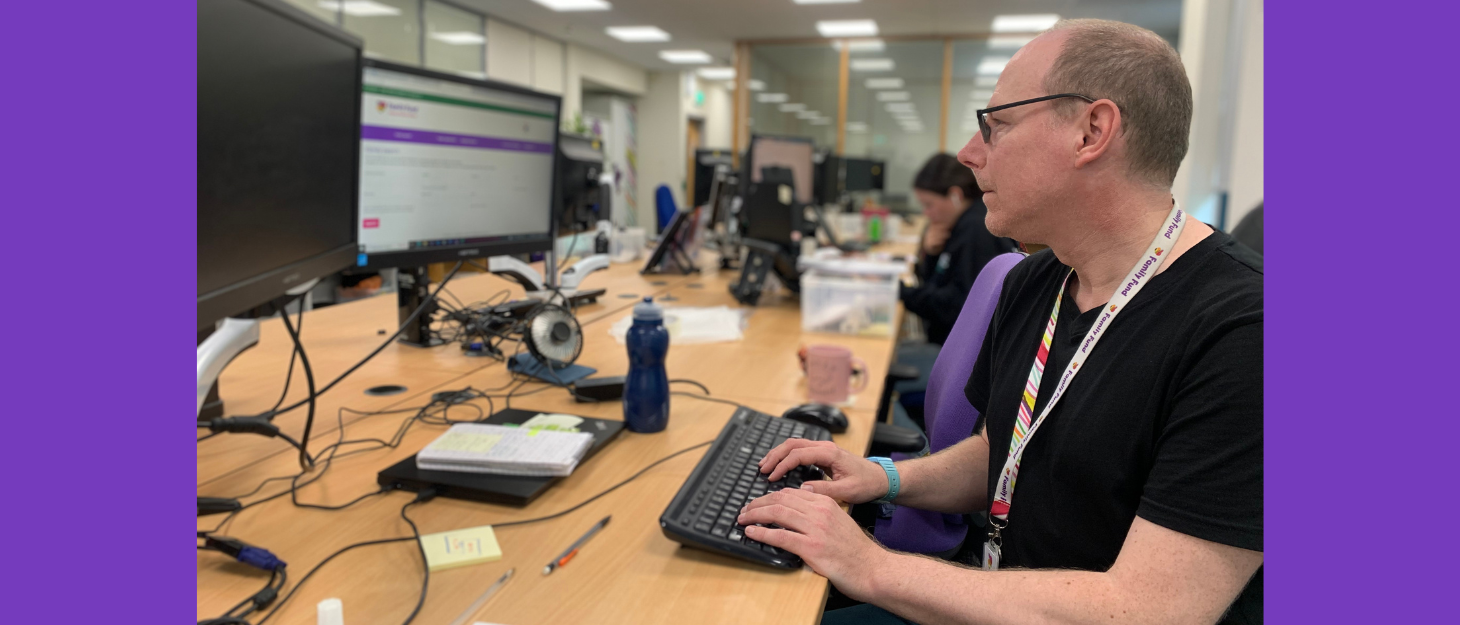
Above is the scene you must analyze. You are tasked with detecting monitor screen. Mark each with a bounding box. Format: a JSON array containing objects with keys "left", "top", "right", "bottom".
[
  {"left": 844, "top": 158, "right": 883, "bottom": 192},
  {"left": 357, "top": 62, "right": 560, "bottom": 267},
  {"left": 197, "top": 0, "right": 362, "bottom": 328},
  {"left": 747, "top": 136, "right": 815, "bottom": 205}
]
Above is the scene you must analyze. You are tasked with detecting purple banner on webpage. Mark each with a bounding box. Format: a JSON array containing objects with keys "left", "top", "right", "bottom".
[{"left": 361, "top": 125, "right": 552, "bottom": 154}]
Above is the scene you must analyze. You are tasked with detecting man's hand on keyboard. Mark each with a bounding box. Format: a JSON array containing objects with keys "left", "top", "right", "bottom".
[
  {"left": 758, "top": 439, "right": 889, "bottom": 504},
  {"left": 737, "top": 487, "right": 886, "bottom": 598}
]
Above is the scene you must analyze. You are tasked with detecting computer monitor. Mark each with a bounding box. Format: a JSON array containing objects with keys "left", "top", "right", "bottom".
[
  {"left": 558, "top": 134, "right": 605, "bottom": 235},
  {"left": 197, "top": 0, "right": 363, "bottom": 330},
  {"left": 813, "top": 151, "right": 843, "bottom": 205},
  {"left": 693, "top": 149, "right": 736, "bottom": 207},
  {"left": 743, "top": 135, "right": 815, "bottom": 205},
  {"left": 354, "top": 60, "right": 561, "bottom": 270},
  {"left": 843, "top": 158, "right": 884, "bottom": 193}
]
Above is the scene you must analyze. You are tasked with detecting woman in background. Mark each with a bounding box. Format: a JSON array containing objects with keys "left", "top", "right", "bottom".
[{"left": 895, "top": 153, "right": 1018, "bottom": 428}]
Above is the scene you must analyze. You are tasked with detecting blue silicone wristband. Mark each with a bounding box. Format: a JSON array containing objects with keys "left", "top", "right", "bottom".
[{"left": 868, "top": 457, "right": 900, "bottom": 504}]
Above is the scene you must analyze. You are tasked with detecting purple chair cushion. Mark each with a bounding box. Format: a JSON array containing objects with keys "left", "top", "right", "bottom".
[{"left": 874, "top": 253, "right": 1023, "bottom": 554}]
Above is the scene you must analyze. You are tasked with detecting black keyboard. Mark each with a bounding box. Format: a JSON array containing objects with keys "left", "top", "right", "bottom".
[{"left": 659, "top": 406, "right": 832, "bottom": 569}]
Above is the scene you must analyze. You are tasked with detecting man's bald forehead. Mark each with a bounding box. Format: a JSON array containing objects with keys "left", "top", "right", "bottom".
[{"left": 995, "top": 30, "right": 1068, "bottom": 99}]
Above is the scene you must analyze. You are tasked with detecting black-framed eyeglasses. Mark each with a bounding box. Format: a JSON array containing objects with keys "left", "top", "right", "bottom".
[{"left": 975, "top": 93, "right": 1096, "bottom": 143}]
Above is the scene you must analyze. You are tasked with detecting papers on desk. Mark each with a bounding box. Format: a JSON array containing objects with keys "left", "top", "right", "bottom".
[
  {"left": 609, "top": 306, "right": 748, "bottom": 345},
  {"left": 416, "top": 423, "right": 595, "bottom": 477}
]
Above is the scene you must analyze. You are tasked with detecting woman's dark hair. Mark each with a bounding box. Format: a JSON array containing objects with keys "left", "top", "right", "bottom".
[{"left": 912, "top": 153, "right": 980, "bottom": 200}]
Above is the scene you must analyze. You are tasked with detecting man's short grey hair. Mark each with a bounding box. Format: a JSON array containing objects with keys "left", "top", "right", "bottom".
[{"left": 1043, "top": 19, "right": 1193, "bottom": 188}]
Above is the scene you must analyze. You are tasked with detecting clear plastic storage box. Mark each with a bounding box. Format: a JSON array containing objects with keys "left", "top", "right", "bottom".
[{"left": 799, "top": 270, "right": 900, "bottom": 337}]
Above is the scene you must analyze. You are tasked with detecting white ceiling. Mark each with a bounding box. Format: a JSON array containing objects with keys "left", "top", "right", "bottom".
[{"left": 452, "top": 0, "right": 1183, "bottom": 72}]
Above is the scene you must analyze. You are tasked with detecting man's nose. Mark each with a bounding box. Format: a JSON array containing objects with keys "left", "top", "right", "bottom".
[{"left": 957, "top": 133, "right": 986, "bottom": 171}]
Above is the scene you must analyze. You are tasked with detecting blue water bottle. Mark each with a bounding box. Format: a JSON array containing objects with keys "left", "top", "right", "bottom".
[{"left": 624, "top": 297, "right": 670, "bottom": 433}]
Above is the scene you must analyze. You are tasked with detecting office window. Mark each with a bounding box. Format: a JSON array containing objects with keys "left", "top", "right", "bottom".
[
  {"left": 280, "top": 0, "right": 340, "bottom": 23},
  {"left": 424, "top": 0, "right": 485, "bottom": 78},
  {"left": 342, "top": 0, "right": 421, "bottom": 65},
  {"left": 843, "top": 40, "right": 941, "bottom": 204},
  {"left": 749, "top": 44, "right": 839, "bottom": 149}
]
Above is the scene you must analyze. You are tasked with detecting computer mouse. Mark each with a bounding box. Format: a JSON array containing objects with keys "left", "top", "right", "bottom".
[{"left": 781, "top": 403, "right": 848, "bottom": 434}]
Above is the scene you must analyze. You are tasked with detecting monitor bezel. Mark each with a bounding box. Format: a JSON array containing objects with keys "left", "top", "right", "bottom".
[
  {"left": 355, "top": 59, "right": 562, "bottom": 270},
  {"left": 197, "top": 0, "right": 365, "bottom": 330}
]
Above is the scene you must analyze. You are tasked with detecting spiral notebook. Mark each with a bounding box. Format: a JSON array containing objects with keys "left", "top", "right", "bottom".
[
  {"left": 416, "top": 422, "right": 595, "bottom": 477},
  {"left": 378, "top": 409, "right": 625, "bottom": 505}
]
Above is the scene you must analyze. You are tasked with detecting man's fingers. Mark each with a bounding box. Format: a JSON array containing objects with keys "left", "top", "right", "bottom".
[
  {"left": 768, "top": 445, "right": 840, "bottom": 481},
  {"left": 757, "top": 438, "right": 831, "bottom": 473},
  {"left": 743, "top": 525, "right": 808, "bottom": 556},
  {"left": 736, "top": 504, "right": 812, "bottom": 534},
  {"left": 742, "top": 488, "right": 821, "bottom": 517}
]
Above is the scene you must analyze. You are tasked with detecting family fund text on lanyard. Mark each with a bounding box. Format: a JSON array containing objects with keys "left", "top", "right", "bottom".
[{"left": 983, "top": 203, "right": 1186, "bottom": 571}]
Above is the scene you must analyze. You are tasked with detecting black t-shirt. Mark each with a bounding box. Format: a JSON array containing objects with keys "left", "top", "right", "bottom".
[
  {"left": 966, "top": 230, "right": 1263, "bottom": 624},
  {"left": 901, "top": 200, "right": 1018, "bottom": 345}
]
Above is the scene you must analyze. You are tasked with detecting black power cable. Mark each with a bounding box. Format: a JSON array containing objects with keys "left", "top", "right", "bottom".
[
  {"left": 262, "top": 261, "right": 465, "bottom": 419},
  {"left": 277, "top": 303, "right": 315, "bottom": 470}
]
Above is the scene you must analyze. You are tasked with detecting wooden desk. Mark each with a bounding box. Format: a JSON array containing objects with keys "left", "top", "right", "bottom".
[{"left": 198, "top": 242, "right": 914, "bottom": 624}]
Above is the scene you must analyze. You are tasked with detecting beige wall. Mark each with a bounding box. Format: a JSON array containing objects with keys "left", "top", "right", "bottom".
[
  {"left": 1174, "top": 0, "right": 1264, "bottom": 230},
  {"left": 1226, "top": 0, "right": 1264, "bottom": 226},
  {"left": 486, "top": 19, "right": 533, "bottom": 87},
  {"left": 638, "top": 71, "right": 688, "bottom": 232},
  {"left": 702, "top": 80, "right": 734, "bottom": 149}
]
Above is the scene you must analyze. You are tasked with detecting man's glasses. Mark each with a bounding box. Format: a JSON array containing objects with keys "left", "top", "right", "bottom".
[{"left": 975, "top": 93, "right": 1096, "bottom": 143}]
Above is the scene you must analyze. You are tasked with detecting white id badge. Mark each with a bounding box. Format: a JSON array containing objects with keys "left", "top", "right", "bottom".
[{"left": 982, "top": 540, "right": 1000, "bottom": 571}]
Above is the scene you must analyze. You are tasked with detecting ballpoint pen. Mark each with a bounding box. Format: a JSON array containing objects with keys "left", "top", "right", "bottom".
[
  {"left": 543, "top": 515, "right": 611, "bottom": 575},
  {"left": 448, "top": 568, "right": 515, "bottom": 625}
]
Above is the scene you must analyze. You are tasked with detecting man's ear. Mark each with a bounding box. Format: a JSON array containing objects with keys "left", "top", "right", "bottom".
[{"left": 1073, "top": 99, "right": 1122, "bottom": 170}]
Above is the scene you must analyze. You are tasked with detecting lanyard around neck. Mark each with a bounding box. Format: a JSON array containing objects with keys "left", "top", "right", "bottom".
[{"left": 988, "top": 204, "right": 1187, "bottom": 525}]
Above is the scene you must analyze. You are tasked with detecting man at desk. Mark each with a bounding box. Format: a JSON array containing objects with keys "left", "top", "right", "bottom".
[{"left": 741, "top": 19, "right": 1263, "bottom": 625}]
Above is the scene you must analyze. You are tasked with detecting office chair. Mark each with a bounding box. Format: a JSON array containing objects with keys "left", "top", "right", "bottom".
[
  {"left": 655, "top": 184, "right": 677, "bottom": 233},
  {"left": 871, "top": 252, "right": 1023, "bottom": 556}
]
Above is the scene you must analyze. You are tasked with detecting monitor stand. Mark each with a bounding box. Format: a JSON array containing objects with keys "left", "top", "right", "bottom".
[{"left": 397, "top": 265, "right": 443, "bottom": 348}]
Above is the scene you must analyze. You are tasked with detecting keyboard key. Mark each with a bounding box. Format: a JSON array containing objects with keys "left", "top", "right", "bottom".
[
  {"left": 694, "top": 522, "right": 711, "bottom": 532},
  {"left": 711, "top": 526, "right": 728, "bottom": 538}
]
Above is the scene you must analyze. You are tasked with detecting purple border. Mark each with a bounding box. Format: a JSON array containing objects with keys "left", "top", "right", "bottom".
[
  {"left": 1268, "top": 2, "right": 1457, "bottom": 622},
  {"left": 4, "top": 1, "right": 194, "bottom": 622},
  {"left": 362, "top": 125, "right": 553, "bottom": 153},
  {"left": 6, "top": 1, "right": 1453, "bottom": 622}
]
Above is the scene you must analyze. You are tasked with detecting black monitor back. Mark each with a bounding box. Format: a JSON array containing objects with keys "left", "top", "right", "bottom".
[{"left": 197, "top": 0, "right": 361, "bottom": 329}]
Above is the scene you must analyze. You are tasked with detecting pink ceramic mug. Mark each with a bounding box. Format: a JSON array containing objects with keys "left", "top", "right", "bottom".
[{"left": 805, "top": 344, "right": 868, "bottom": 405}]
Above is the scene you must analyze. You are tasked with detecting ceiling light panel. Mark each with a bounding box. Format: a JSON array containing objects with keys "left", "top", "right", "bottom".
[
  {"left": 977, "top": 57, "right": 1010, "bottom": 76},
  {"left": 989, "top": 35, "right": 1035, "bottom": 49},
  {"left": 748, "top": 79, "right": 766, "bottom": 91},
  {"left": 884, "top": 102, "right": 915, "bottom": 113},
  {"left": 832, "top": 39, "right": 885, "bottom": 53},
  {"left": 697, "top": 67, "right": 736, "bottom": 80},
  {"left": 606, "top": 26, "right": 670, "bottom": 42},
  {"left": 991, "top": 14, "right": 1060, "bottom": 33},
  {"left": 659, "top": 49, "right": 713, "bottom": 64},
  {"left": 532, "top": 0, "right": 611, "bottom": 11},
  {"left": 779, "top": 103, "right": 808, "bottom": 112},
  {"left": 850, "top": 58, "right": 895, "bottom": 72},
  {"left": 976, "top": 76, "right": 999, "bottom": 88},
  {"left": 319, "top": 1, "right": 401, "bottom": 16},
  {"left": 846, "top": 122, "right": 869, "bottom": 132},
  {"left": 428, "top": 31, "right": 485, "bottom": 45},
  {"left": 796, "top": 111, "right": 821, "bottom": 119},
  {"left": 817, "top": 19, "right": 878, "bottom": 37},
  {"left": 757, "top": 92, "right": 789, "bottom": 103},
  {"left": 865, "top": 77, "right": 904, "bottom": 90},
  {"left": 876, "top": 91, "right": 910, "bottom": 102}
]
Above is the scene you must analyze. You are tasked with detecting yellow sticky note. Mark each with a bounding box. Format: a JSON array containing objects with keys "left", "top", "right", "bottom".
[{"left": 419, "top": 525, "right": 502, "bottom": 572}]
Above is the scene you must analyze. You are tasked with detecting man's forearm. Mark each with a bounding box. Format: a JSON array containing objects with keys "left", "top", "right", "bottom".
[
  {"left": 889, "top": 434, "right": 988, "bottom": 514},
  {"left": 863, "top": 552, "right": 1135, "bottom": 625}
]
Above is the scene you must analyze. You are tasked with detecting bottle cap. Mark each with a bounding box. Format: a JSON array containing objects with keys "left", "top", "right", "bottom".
[
  {"left": 317, "top": 598, "right": 344, "bottom": 625},
  {"left": 632, "top": 296, "right": 663, "bottom": 321}
]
